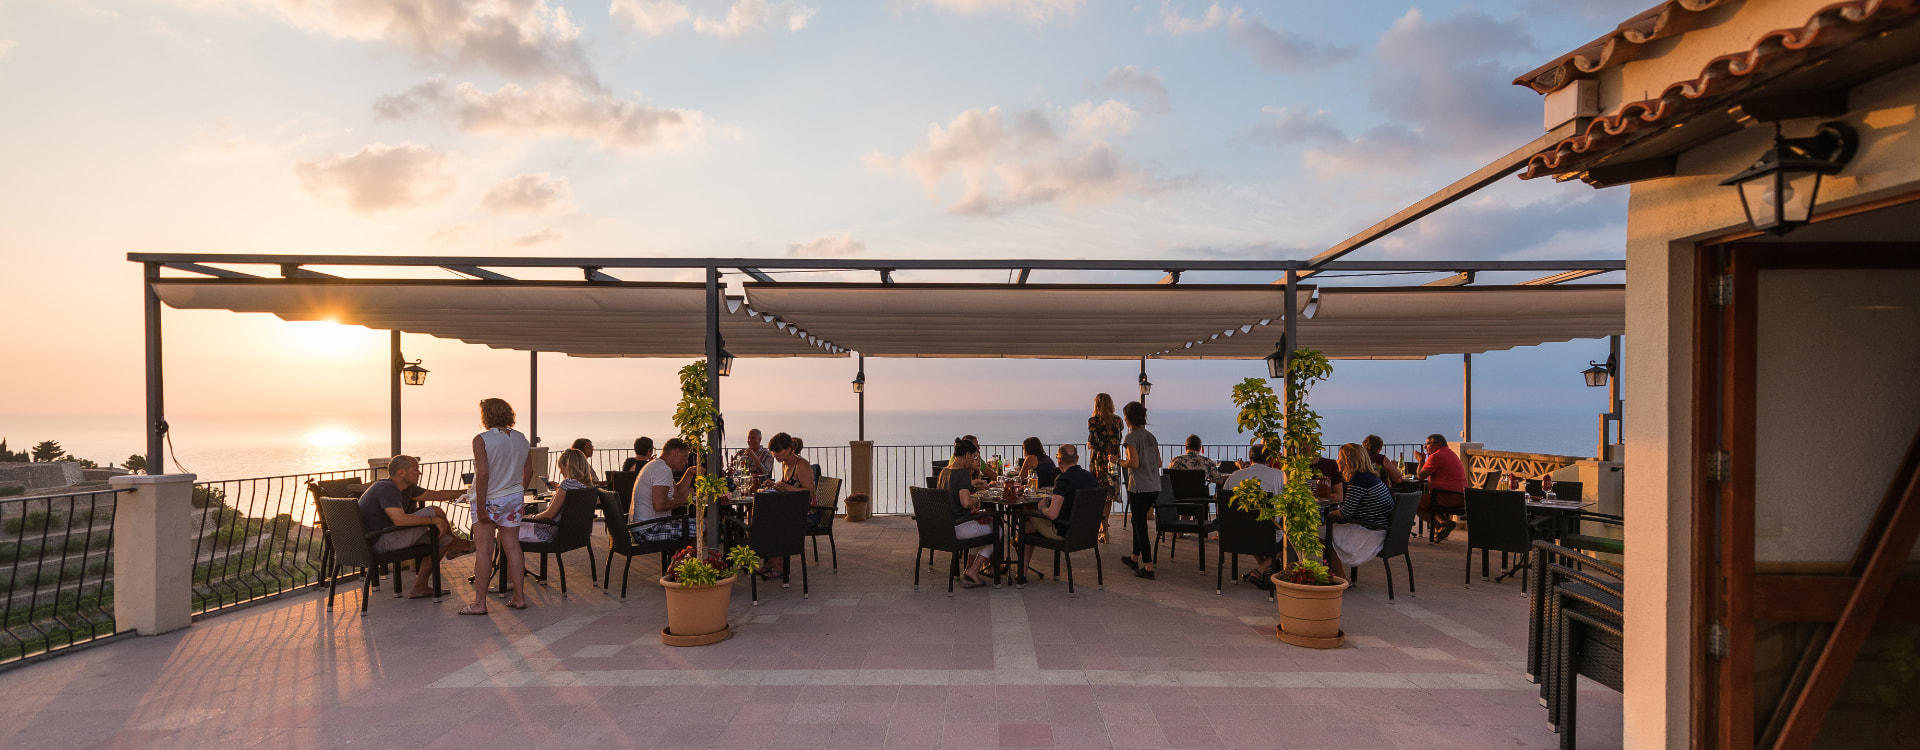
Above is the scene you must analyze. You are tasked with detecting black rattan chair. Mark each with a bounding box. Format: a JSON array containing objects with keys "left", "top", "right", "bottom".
[
  {"left": 519, "top": 485, "right": 599, "bottom": 594},
  {"left": 605, "top": 470, "right": 637, "bottom": 519},
  {"left": 908, "top": 486, "right": 997, "bottom": 595},
  {"left": 1463, "top": 489, "right": 1532, "bottom": 586},
  {"left": 1213, "top": 489, "right": 1279, "bottom": 601},
  {"left": 748, "top": 490, "right": 811, "bottom": 605},
  {"left": 1351, "top": 491, "right": 1420, "bottom": 601},
  {"left": 598, "top": 487, "right": 693, "bottom": 598},
  {"left": 315, "top": 497, "right": 442, "bottom": 614},
  {"left": 1528, "top": 541, "right": 1624, "bottom": 748},
  {"left": 806, "top": 477, "right": 841, "bottom": 568},
  {"left": 1153, "top": 468, "right": 1217, "bottom": 571},
  {"left": 1022, "top": 487, "right": 1107, "bottom": 595}
]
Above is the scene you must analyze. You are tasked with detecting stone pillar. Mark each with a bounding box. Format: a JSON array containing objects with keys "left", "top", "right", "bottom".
[
  {"left": 366, "top": 457, "right": 391, "bottom": 481},
  {"left": 527, "top": 446, "right": 551, "bottom": 484},
  {"left": 847, "top": 441, "right": 874, "bottom": 521},
  {"left": 109, "top": 473, "right": 196, "bottom": 636}
]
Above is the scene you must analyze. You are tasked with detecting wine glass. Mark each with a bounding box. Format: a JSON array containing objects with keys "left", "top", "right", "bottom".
[{"left": 1542, "top": 475, "right": 1556, "bottom": 501}]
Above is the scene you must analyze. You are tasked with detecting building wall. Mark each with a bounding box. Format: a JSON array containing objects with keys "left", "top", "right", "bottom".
[{"left": 1619, "top": 58, "right": 1920, "bottom": 748}]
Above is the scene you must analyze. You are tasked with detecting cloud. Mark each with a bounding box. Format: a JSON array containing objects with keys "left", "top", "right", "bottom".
[
  {"left": 883, "top": 103, "right": 1161, "bottom": 216},
  {"left": 294, "top": 142, "right": 455, "bottom": 214},
  {"left": 178, "top": 121, "right": 341, "bottom": 162},
  {"left": 1367, "top": 8, "right": 1540, "bottom": 155},
  {"left": 787, "top": 233, "right": 866, "bottom": 257},
  {"left": 510, "top": 227, "right": 565, "bottom": 247},
  {"left": 221, "top": 0, "right": 595, "bottom": 85},
  {"left": 1098, "top": 66, "right": 1169, "bottom": 113},
  {"left": 1252, "top": 106, "right": 1344, "bottom": 147},
  {"left": 481, "top": 173, "right": 574, "bottom": 215},
  {"left": 918, "top": 0, "right": 1083, "bottom": 24},
  {"left": 0, "top": 40, "right": 16, "bottom": 58},
  {"left": 375, "top": 78, "right": 709, "bottom": 153},
  {"left": 1159, "top": 3, "right": 1353, "bottom": 71},
  {"left": 612, "top": 0, "right": 816, "bottom": 37},
  {"left": 1373, "top": 182, "right": 1627, "bottom": 261}
]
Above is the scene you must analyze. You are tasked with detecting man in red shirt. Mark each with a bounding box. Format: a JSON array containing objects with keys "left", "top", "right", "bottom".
[{"left": 1414, "top": 434, "right": 1469, "bottom": 542}]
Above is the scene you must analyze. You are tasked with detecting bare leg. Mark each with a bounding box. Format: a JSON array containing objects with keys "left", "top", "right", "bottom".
[
  {"left": 498, "top": 526, "right": 528, "bottom": 607},
  {"left": 469, "top": 519, "right": 496, "bottom": 611}
]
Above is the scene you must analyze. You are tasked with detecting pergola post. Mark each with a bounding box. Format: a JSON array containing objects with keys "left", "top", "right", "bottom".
[
  {"left": 529, "top": 351, "right": 540, "bottom": 447},
  {"left": 390, "top": 330, "right": 402, "bottom": 457},
  {"left": 1282, "top": 271, "right": 1298, "bottom": 438},
  {"left": 143, "top": 262, "right": 165, "bottom": 472},
  {"left": 856, "top": 353, "right": 866, "bottom": 442},
  {"left": 1463, "top": 353, "right": 1474, "bottom": 444},
  {"left": 704, "top": 266, "right": 723, "bottom": 550}
]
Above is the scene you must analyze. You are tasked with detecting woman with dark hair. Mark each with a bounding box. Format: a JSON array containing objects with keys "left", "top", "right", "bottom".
[
  {"left": 1015, "top": 437, "right": 1058, "bottom": 489},
  {"left": 622, "top": 436, "right": 655, "bottom": 473},
  {"left": 1087, "top": 393, "right": 1123, "bottom": 543},
  {"left": 1168, "top": 434, "right": 1222, "bottom": 485},
  {"left": 759, "top": 432, "right": 816, "bottom": 579},
  {"left": 1117, "top": 401, "right": 1162, "bottom": 579},
  {"left": 568, "top": 438, "right": 601, "bottom": 485},
  {"left": 939, "top": 438, "right": 996, "bottom": 588},
  {"left": 464, "top": 398, "right": 533, "bottom": 614},
  {"left": 1362, "top": 434, "right": 1405, "bottom": 484}
]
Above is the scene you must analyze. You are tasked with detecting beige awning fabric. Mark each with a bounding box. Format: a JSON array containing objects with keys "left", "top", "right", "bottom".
[
  {"left": 743, "top": 284, "right": 1311, "bottom": 359},
  {"left": 1158, "top": 285, "right": 1625, "bottom": 359},
  {"left": 151, "top": 279, "right": 846, "bottom": 357}
]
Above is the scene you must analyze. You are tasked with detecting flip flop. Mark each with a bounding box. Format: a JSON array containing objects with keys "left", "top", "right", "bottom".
[
  {"left": 457, "top": 605, "right": 488, "bottom": 615},
  {"left": 407, "top": 590, "right": 450, "bottom": 599},
  {"left": 507, "top": 601, "right": 528, "bottom": 610},
  {"left": 960, "top": 579, "right": 985, "bottom": 589}
]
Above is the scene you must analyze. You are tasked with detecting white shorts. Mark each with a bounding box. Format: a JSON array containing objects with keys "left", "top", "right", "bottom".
[
  {"left": 475, "top": 495, "right": 524, "bottom": 528},
  {"left": 954, "top": 520, "right": 995, "bottom": 558},
  {"left": 1331, "top": 523, "right": 1387, "bottom": 565}
]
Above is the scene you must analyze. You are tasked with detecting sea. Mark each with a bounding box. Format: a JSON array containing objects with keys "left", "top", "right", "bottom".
[{"left": 7, "top": 407, "right": 1599, "bottom": 482}]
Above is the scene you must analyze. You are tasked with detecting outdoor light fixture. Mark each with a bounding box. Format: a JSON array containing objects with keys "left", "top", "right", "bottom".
[
  {"left": 716, "top": 347, "right": 735, "bottom": 377},
  {"left": 851, "top": 371, "right": 865, "bottom": 393},
  {"left": 400, "top": 360, "right": 429, "bottom": 386},
  {"left": 1582, "top": 354, "right": 1615, "bottom": 388},
  {"left": 1720, "top": 121, "right": 1857, "bottom": 236},
  {"left": 1138, "top": 372, "right": 1152, "bottom": 397},
  {"left": 1265, "top": 341, "right": 1288, "bottom": 379}
]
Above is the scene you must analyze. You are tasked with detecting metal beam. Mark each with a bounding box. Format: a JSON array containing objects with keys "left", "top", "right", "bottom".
[
  {"left": 390, "top": 331, "right": 401, "bottom": 457},
  {"left": 1521, "top": 269, "right": 1611, "bottom": 285},
  {"left": 1423, "top": 271, "right": 1475, "bottom": 287},
  {"left": 1015, "top": 269, "right": 1031, "bottom": 285},
  {"left": 444, "top": 265, "right": 515, "bottom": 281},
  {"left": 1157, "top": 270, "right": 1181, "bottom": 285},
  {"left": 878, "top": 269, "right": 894, "bottom": 284},
  {"left": 583, "top": 266, "right": 619, "bottom": 282},
  {"left": 739, "top": 267, "right": 775, "bottom": 283},
  {"left": 704, "top": 267, "right": 723, "bottom": 551},
  {"left": 1462, "top": 353, "right": 1473, "bottom": 443},
  {"left": 164, "top": 262, "right": 260, "bottom": 279},
  {"left": 279, "top": 264, "right": 337, "bottom": 279},
  {"left": 529, "top": 351, "right": 540, "bottom": 448},
  {"left": 143, "top": 263, "right": 165, "bottom": 474},
  {"left": 129, "top": 252, "right": 1623, "bottom": 274},
  {"left": 1302, "top": 123, "right": 1578, "bottom": 269}
]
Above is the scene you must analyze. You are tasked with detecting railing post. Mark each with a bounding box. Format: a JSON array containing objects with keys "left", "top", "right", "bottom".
[
  {"left": 848, "top": 441, "right": 873, "bottom": 520},
  {"left": 367, "top": 457, "right": 390, "bottom": 481},
  {"left": 528, "top": 446, "right": 551, "bottom": 483},
  {"left": 108, "top": 473, "right": 196, "bottom": 636}
]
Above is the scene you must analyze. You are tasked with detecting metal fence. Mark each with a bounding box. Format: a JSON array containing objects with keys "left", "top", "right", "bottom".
[
  {"left": 0, "top": 488, "right": 123, "bottom": 665},
  {"left": 190, "top": 468, "right": 370, "bottom": 616}
]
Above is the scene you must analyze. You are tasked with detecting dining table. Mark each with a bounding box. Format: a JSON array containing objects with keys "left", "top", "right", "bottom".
[{"left": 977, "top": 482, "right": 1044, "bottom": 585}]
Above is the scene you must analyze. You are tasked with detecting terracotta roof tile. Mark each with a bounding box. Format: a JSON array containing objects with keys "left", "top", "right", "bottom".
[{"left": 1514, "top": 0, "right": 1735, "bottom": 95}]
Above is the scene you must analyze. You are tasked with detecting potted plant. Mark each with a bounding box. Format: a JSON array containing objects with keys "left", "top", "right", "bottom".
[
  {"left": 658, "top": 359, "right": 754, "bottom": 645},
  {"left": 1229, "top": 348, "right": 1349, "bottom": 648},
  {"left": 660, "top": 544, "right": 760, "bottom": 645}
]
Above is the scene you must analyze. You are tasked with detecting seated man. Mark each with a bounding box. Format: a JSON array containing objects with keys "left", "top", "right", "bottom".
[
  {"left": 1021, "top": 444, "right": 1098, "bottom": 584},
  {"left": 632, "top": 437, "right": 701, "bottom": 544},
  {"left": 356, "top": 455, "right": 475, "bottom": 599},
  {"left": 1414, "top": 433, "right": 1469, "bottom": 542},
  {"left": 1222, "top": 442, "right": 1291, "bottom": 591}
]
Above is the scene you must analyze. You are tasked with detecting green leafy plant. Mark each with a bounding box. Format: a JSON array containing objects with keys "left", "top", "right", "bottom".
[
  {"left": 122, "top": 454, "right": 147, "bottom": 474},
  {"left": 1229, "top": 349, "right": 1336, "bottom": 585},
  {"left": 664, "top": 545, "right": 759, "bottom": 587},
  {"left": 671, "top": 359, "right": 725, "bottom": 556}
]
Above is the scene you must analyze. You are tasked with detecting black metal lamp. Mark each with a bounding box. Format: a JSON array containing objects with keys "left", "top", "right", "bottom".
[
  {"left": 1719, "top": 122, "right": 1857, "bottom": 236},
  {"left": 715, "top": 347, "right": 734, "bottom": 377},
  {"left": 1137, "top": 371, "right": 1152, "bottom": 397},
  {"left": 1265, "top": 341, "right": 1288, "bottom": 379},
  {"left": 851, "top": 371, "right": 864, "bottom": 393},
  {"left": 400, "top": 360, "right": 429, "bottom": 386},
  {"left": 1582, "top": 354, "right": 1615, "bottom": 388}
]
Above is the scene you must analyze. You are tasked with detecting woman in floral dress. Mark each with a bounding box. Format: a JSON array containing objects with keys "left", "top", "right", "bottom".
[{"left": 1087, "top": 392, "right": 1123, "bottom": 543}]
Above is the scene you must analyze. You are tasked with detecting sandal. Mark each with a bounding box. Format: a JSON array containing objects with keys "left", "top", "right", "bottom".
[
  {"left": 960, "top": 578, "right": 986, "bottom": 589},
  {"left": 457, "top": 605, "right": 489, "bottom": 616},
  {"left": 507, "top": 601, "right": 528, "bottom": 610}
]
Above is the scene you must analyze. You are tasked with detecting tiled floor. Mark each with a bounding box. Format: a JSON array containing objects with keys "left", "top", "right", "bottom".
[{"left": 0, "top": 517, "right": 1622, "bottom": 748}]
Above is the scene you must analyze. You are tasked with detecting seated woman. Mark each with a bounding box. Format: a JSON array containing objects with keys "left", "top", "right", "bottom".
[
  {"left": 621, "top": 436, "right": 655, "bottom": 473},
  {"left": 1362, "top": 434, "right": 1406, "bottom": 485},
  {"left": 759, "top": 432, "right": 816, "bottom": 579},
  {"left": 1324, "top": 442, "right": 1395, "bottom": 580},
  {"left": 941, "top": 438, "right": 996, "bottom": 588},
  {"left": 569, "top": 438, "right": 602, "bottom": 485},
  {"left": 1014, "top": 437, "right": 1058, "bottom": 489},
  {"left": 521, "top": 448, "right": 591, "bottom": 543}
]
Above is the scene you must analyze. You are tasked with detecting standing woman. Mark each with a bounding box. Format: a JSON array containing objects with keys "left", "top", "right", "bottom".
[
  {"left": 1117, "top": 401, "right": 1163, "bottom": 579},
  {"left": 463, "top": 398, "right": 534, "bottom": 615},
  {"left": 1087, "top": 393, "right": 1123, "bottom": 543}
]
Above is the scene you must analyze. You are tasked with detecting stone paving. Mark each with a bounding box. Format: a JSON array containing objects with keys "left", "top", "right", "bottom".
[{"left": 0, "top": 516, "right": 1622, "bottom": 748}]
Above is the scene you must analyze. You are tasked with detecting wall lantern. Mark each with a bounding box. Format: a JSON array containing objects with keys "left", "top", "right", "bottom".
[
  {"left": 1265, "top": 341, "right": 1289, "bottom": 379},
  {"left": 1138, "top": 372, "right": 1152, "bottom": 397},
  {"left": 715, "top": 347, "right": 735, "bottom": 377},
  {"left": 1582, "top": 354, "right": 1615, "bottom": 388},
  {"left": 851, "top": 371, "right": 865, "bottom": 393},
  {"left": 1719, "top": 122, "right": 1857, "bottom": 236},
  {"left": 400, "top": 360, "right": 429, "bottom": 386}
]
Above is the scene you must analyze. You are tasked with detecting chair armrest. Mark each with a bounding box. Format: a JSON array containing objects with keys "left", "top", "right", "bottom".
[
  {"left": 627, "top": 516, "right": 688, "bottom": 531},
  {"left": 522, "top": 517, "right": 559, "bottom": 528},
  {"left": 364, "top": 524, "right": 427, "bottom": 542}
]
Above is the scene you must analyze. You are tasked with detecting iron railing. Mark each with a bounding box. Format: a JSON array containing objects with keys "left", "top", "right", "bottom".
[
  {"left": 0, "top": 488, "right": 123, "bottom": 664},
  {"left": 190, "top": 468, "right": 369, "bottom": 616}
]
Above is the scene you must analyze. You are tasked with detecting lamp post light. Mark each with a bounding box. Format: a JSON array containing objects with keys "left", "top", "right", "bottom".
[
  {"left": 1582, "top": 359, "right": 1611, "bottom": 388},
  {"left": 1265, "top": 341, "right": 1288, "bottom": 379},
  {"left": 852, "top": 358, "right": 865, "bottom": 442},
  {"left": 715, "top": 346, "right": 735, "bottom": 376},
  {"left": 1720, "top": 121, "right": 1856, "bottom": 236},
  {"left": 400, "top": 360, "right": 429, "bottom": 386},
  {"left": 1586, "top": 338, "right": 1623, "bottom": 459}
]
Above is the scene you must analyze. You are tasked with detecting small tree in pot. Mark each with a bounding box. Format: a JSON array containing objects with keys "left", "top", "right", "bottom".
[
  {"left": 1229, "top": 348, "right": 1348, "bottom": 648},
  {"left": 660, "top": 359, "right": 755, "bottom": 646}
]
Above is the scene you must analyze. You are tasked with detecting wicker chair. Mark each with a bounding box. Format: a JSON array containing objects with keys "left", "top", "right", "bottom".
[
  {"left": 1154, "top": 468, "right": 1218, "bottom": 571},
  {"left": 518, "top": 485, "right": 600, "bottom": 594},
  {"left": 1021, "top": 487, "right": 1108, "bottom": 594},
  {"left": 1213, "top": 488, "right": 1280, "bottom": 600},
  {"left": 1463, "top": 489, "right": 1533, "bottom": 587},
  {"left": 1349, "top": 491, "right": 1421, "bottom": 601},
  {"left": 1528, "top": 541, "right": 1625, "bottom": 748},
  {"left": 806, "top": 477, "right": 841, "bottom": 568},
  {"left": 748, "top": 490, "right": 811, "bottom": 605},
  {"left": 315, "top": 497, "right": 442, "bottom": 614},
  {"left": 598, "top": 488, "right": 694, "bottom": 598},
  {"left": 907, "top": 487, "right": 997, "bottom": 594}
]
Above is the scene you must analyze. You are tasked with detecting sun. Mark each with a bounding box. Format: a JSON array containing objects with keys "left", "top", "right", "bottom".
[
  {"left": 305, "top": 427, "right": 359, "bottom": 449},
  {"left": 280, "top": 318, "right": 372, "bottom": 353}
]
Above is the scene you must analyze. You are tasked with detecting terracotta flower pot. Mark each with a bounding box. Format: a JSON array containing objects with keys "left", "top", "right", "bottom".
[
  {"left": 659, "top": 574, "right": 736, "bottom": 646},
  {"left": 1271, "top": 574, "right": 1350, "bottom": 648}
]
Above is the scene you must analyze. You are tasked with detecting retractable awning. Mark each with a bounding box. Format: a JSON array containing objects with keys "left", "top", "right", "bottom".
[{"left": 150, "top": 279, "right": 846, "bottom": 357}]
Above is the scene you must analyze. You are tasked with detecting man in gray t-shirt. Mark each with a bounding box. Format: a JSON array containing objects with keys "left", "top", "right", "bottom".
[{"left": 1221, "top": 443, "right": 1290, "bottom": 591}]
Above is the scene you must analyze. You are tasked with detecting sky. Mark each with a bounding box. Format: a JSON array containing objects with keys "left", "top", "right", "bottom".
[{"left": 0, "top": 0, "right": 1644, "bottom": 460}]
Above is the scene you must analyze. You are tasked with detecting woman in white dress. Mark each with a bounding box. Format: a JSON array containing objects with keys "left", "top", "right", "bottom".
[{"left": 462, "top": 398, "right": 533, "bottom": 614}]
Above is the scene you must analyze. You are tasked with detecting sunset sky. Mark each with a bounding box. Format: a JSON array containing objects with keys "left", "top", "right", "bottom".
[{"left": 0, "top": 0, "right": 1638, "bottom": 460}]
